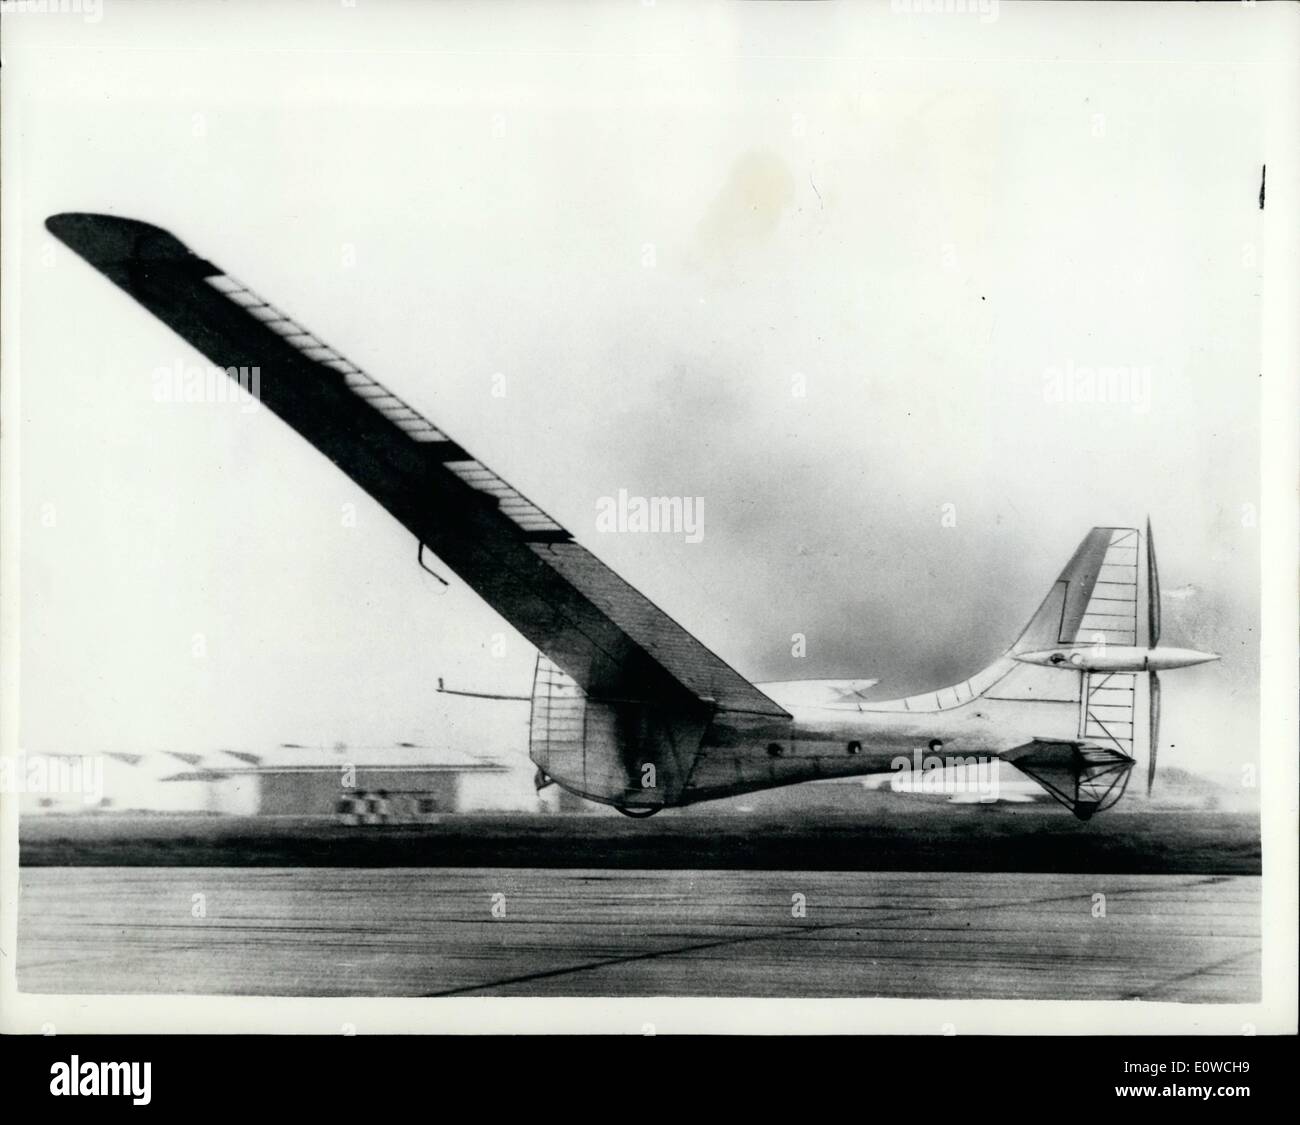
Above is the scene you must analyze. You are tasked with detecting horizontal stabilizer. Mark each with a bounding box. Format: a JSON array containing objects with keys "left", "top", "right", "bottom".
[{"left": 755, "top": 679, "right": 880, "bottom": 710}]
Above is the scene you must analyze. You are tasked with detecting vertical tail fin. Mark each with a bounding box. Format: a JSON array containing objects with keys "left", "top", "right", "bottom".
[
  {"left": 1000, "top": 523, "right": 1215, "bottom": 816},
  {"left": 1012, "top": 526, "right": 1142, "bottom": 656},
  {"left": 994, "top": 527, "right": 1145, "bottom": 819}
]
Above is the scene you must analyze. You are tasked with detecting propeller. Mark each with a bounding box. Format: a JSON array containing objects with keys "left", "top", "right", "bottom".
[
  {"left": 1147, "top": 669, "right": 1161, "bottom": 795},
  {"left": 1146, "top": 518, "right": 1161, "bottom": 795},
  {"left": 1147, "top": 516, "right": 1161, "bottom": 647}
]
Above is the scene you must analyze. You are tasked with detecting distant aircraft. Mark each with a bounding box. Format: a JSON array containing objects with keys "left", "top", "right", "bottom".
[{"left": 46, "top": 213, "right": 1219, "bottom": 820}]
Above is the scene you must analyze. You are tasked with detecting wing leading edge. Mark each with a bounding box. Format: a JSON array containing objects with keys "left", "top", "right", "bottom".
[{"left": 47, "top": 212, "right": 788, "bottom": 719}]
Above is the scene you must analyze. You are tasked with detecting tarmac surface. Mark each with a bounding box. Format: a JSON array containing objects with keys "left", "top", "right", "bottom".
[
  {"left": 18, "top": 809, "right": 1263, "bottom": 873},
  {"left": 17, "top": 867, "right": 1260, "bottom": 1001}
]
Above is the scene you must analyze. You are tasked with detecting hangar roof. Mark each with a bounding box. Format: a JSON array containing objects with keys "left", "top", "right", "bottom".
[{"left": 153, "top": 744, "right": 510, "bottom": 781}]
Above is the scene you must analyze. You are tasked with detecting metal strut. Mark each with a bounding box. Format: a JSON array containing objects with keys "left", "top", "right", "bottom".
[{"left": 416, "top": 541, "right": 449, "bottom": 587}]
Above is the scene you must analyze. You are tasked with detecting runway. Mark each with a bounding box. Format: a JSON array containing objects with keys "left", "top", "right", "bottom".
[{"left": 17, "top": 867, "right": 1259, "bottom": 1001}]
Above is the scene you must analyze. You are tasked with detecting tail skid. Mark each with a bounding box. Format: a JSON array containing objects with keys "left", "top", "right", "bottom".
[{"left": 1002, "top": 739, "right": 1135, "bottom": 820}]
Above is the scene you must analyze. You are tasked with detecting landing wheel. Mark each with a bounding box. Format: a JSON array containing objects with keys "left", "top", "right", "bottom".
[{"left": 614, "top": 805, "right": 661, "bottom": 819}]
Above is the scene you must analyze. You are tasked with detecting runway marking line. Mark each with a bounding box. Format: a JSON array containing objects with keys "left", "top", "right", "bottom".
[{"left": 422, "top": 875, "right": 1237, "bottom": 997}]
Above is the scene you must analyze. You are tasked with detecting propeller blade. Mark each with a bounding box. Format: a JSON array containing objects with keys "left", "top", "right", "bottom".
[
  {"left": 1147, "top": 669, "right": 1162, "bottom": 795},
  {"left": 1146, "top": 517, "right": 1161, "bottom": 648}
]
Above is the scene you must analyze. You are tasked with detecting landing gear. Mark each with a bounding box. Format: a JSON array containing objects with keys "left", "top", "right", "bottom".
[
  {"left": 614, "top": 805, "right": 661, "bottom": 819},
  {"left": 533, "top": 768, "right": 554, "bottom": 792}
]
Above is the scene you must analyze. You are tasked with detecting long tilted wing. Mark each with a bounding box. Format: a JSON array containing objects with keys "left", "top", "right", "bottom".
[{"left": 48, "top": 212, "right": 787, "bottom": 718}]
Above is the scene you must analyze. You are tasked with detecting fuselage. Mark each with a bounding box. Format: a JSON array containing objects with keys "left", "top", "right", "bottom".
[
  {"left": 668, "top": 642, "right": 1215, "bottom": 808},
  {"left": 659, "top": 657, "right": 1076, "bottom": 807}
]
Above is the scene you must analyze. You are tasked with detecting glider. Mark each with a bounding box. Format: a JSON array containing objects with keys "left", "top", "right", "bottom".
[{"left": 46, "top": 212, "right": 1219, "bottom": 819}]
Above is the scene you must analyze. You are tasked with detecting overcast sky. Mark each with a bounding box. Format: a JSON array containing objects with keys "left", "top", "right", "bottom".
[{"left": 5, "top": 2, "right": 1286, "bottom": 783}]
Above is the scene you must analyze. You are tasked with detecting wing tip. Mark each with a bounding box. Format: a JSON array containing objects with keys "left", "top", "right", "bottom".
[{"left": 45, "top": 211, "right": 196, "bottom": 268}]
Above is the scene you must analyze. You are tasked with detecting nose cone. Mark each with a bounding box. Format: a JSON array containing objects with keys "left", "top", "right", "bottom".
[
  {"left": 1149, "top": 647, "right": 1220, "bottom": 670},
  {"left": 1014, "top": 645, "right": 1221, "bottom": 672}
]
